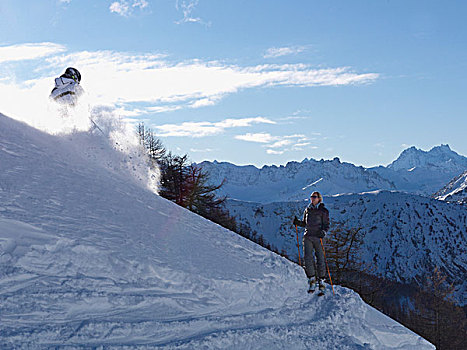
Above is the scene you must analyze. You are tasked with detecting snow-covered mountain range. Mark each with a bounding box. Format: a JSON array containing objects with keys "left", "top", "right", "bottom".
[
  {"left": 198, "top": 158, "right": 396, "bottom": 203},
  {"left": 226, "top": 191, "right": 466, "bottom": 305},
  {"left": 0, "top": 113, "right": 433, "bottom": 348},
  {"left": 198, "top": 144, "right": 467, "bottom": 202}
]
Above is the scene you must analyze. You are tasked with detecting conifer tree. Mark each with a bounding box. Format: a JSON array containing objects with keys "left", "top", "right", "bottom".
[
  {"left": 136, "top": 122, "right": 237, "bottom": 232},
  {"left": 159, "top": 152, "right": 189, "bottom": 205},
  {"left": 137, "top": 123, "right": 166, "bottom": 166}
]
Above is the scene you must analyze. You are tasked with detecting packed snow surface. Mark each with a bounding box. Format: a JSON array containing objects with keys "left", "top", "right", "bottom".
[{"left": 0, "top": 113, "right": 433, "bottom": 349}]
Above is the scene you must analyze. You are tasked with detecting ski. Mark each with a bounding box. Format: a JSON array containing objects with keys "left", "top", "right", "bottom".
[{"left": 90, "top": 118, "right": 104, "bottom": 135}]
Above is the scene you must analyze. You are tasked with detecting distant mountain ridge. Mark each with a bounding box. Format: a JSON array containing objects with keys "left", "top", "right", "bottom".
[
  {"left": 434, "top": 170, "right": 467, "bottom": 204},
  {"left": 198, "top": 157, "right": 396, "bottom": 203},
  {"left": 198, "top": 144, "right": 467, "bottom": 203}
]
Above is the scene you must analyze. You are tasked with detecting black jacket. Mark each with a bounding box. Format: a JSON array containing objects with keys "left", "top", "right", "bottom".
[{"left": 296, "top": 203, "right": 330, "bottom": 238}]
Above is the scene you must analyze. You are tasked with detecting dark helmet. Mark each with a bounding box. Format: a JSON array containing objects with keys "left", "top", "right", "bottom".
[{"left": 62, "top": 67, "right": 81, "bottom": 82}]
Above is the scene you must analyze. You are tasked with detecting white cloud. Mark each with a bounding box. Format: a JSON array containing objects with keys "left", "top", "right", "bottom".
[
  {"left": 190, "top": 148, "right": 214, "bottom": 153},
  {"left": 0, "top": 43, "right": 379, "bottom": 129},
  {"left": 156, "top": 121, "right": 219, "bottom": 137},
  {"left": 175, "top": 0, "right": 209, "bottom": 25},
  {"left": 266, "top": 149, "right": 284, "bottom": 155},
  {"left": 235, "top": 133, "right": 276, "bottom": 143},
  {"left": 189, "top": 97, "right": 218, "bottom": 108},
  {"left": 283, "top": 134, "right": 306, "bottom": 139},
  {"left": 264, "top": 46, "right": 307, "bottom": 59},
  {"left": 41, "top": 49, "right": 377, "bottom": 112},
  {"left": 280, "top": 115, "right": 310, "bottom": 122},
  {"left": 264, "top": 135, "right": 313, "bottom": 152},
  {"left": 147, "top": 105, "right": 183, "bottom": 114},
  {"left": 235, "top": 132, "right": 316, "bottom": 155},
  {"left": 217, "top": 117, "right": 275, "bottom": 128},
  {"left": 133, "top": 0, "right": 149, "bottom": 8},
  {"left": 155, "top": 117, "right": 275, "bottom": 137},
  {"left": 110, "top": 2, "right": 130, "bottom": 16},
  {"left": 0, "top": 43, "right": 66, "bottom": 63},
  {"left": 110, "top": 0, "right": 148, "bottom": 16},
  {"left": 267, "top": 139, "right": 293, "bottom": 148}
]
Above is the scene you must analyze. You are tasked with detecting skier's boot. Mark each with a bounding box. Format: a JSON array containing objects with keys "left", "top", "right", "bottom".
[
  {"left": 307, "top": 277, "right": 317, "bottom": 293},
  {"left": 318, "top": 278, "right": 326, "bottom": 296}
]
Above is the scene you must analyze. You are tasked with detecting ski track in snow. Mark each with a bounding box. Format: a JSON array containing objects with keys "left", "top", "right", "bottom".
[{"left": 0, "top": 113, "right": 433, "bottom": 349}]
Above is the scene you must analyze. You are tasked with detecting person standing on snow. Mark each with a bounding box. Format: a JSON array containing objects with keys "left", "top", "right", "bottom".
[
  {"left": 293, "top": 191, "right": 330, "bottom": 293},
  {"left": 49, "top": 67, "right": 84, "bottom": 106}
]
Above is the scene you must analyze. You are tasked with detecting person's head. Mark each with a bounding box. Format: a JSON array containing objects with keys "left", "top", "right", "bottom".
[
  {"left": 310, "top": 191, "right": 322, "bottom": 206},
  {"left": 63, "top": 67, "right": 81, "bottom": 82}
]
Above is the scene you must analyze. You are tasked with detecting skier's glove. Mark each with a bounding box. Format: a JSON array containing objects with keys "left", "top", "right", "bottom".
[
  {"left": 317, "top": 230, "right": 326, "bottom": 238},
  {"left": 293, "top": 216, "right": 301, "bottom": 226}
]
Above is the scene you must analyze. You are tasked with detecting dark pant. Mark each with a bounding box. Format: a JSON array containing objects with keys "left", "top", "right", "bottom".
[{"left": 303, "top": 235, "right": 325, "bottom": 279}]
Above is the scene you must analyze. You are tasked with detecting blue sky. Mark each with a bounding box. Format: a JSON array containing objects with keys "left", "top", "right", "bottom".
[{"left": 1, "top": 0, "right": 466, "bottom": 167}]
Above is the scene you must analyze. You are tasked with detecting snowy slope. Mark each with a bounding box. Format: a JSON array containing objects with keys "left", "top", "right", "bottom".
[
  {"left": 226, "top": 192, "right": 467, "bottom": 305},
  {"left": 0, "top": 113, "right": 433, "bottom": 349},
  {"left": 434, "top": 170, "right": 467, "bottom": 204},
  {"left": 198, "top": 158, "right": 396, "bottom": 203}
]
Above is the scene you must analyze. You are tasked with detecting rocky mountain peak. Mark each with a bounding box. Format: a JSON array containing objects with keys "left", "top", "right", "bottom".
[{"left": 388, "top": 144, "right": 466, "bottom": 171}]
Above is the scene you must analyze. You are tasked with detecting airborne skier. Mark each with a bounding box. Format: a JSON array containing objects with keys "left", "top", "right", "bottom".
[
  {"left": 50, "top": 67, "right": 84, "bottom": 106},
  {"left": 293, "top": 191, "right": 330, "bottom": 295}
]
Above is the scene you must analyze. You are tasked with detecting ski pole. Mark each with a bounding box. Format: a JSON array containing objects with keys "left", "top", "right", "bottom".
[
  {"left": 320, "top": 238, "right": 335, "bottom": 295},
  {"left": 295, "top": 225, "right": 302, "bottom": 266}
]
